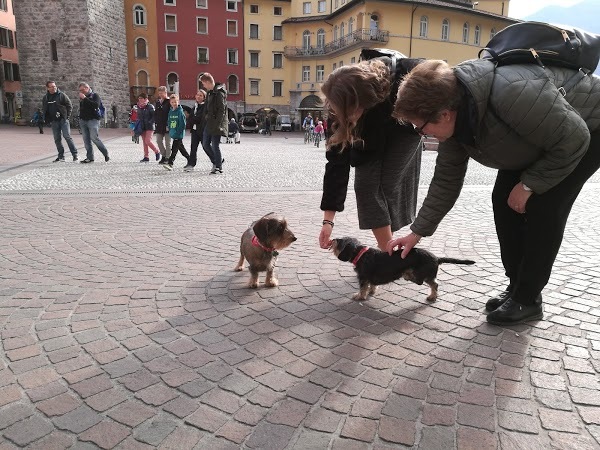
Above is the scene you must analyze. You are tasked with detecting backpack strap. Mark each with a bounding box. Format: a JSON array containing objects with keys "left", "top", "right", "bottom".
[{"left": 557, "top": 68, "right": 590, "bottom": 97}]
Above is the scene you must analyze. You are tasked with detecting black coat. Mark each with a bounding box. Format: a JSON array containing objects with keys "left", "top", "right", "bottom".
[
  {"left": 187, "top": 102, "right": 206, "bottom": 136},
  {"left": 79, "top": 92, "right": 102, "bottom": 121},
  {"left": 154, "top": 99, "right": 170, "bottom": 134},
  {"left": 136, "top": 104, "right": 156, "bottom": 131}
]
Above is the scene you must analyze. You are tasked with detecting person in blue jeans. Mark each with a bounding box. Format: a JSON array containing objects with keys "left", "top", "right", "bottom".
[
  {"left": 77, "top": 82, "right": 110, "bottom": 163},
  {"left": 42, "top": 81, "right": 78, "bottom": 162},
  {"left": 200, "top": 72, "right": 228, "bottom": 174}
]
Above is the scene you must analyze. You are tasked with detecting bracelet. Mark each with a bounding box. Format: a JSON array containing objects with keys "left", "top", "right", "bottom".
[{"left": 322, "top": 219, "right": 334, "bottom": 227}]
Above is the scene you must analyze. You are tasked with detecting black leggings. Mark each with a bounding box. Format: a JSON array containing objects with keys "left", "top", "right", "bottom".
[
  {"left": 492, "top": 131, "right": 600, "bottom": 304},
  {"left": 168, "top": 139, "right": 189, "bottom": 164}
]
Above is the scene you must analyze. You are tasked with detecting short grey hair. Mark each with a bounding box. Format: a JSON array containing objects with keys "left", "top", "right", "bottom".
[
  {"left": 78, "top": 82, "right": 90, "bottom": 89},
  {"left": 157, "top": 85, "right": 167, "bottom": 92}
]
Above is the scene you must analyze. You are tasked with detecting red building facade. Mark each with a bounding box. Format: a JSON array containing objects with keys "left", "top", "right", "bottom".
[{"left": 156, "top": 0, "right": 244, "bottom": 108}]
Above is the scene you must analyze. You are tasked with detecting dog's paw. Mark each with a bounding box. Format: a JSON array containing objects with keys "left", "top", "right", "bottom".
[
  {"left": 234, "top": 265, "right": 243, "bottom": 272},
  {"left": 369, "top": 285, "right": 377, "bottom": 296},
  {"left": 352, "top": 293, "right": 367, "bottom": 301},
  {"left": 265, "top": 278, "right": 279, "bottom": 288},
  {"left": 426, "top": 295, "right": 437, "bottom": 302},
  {"left": 248, "top": 280, "right": 259, "bottom": 288}
]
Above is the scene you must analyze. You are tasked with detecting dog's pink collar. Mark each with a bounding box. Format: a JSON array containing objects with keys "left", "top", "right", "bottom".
[
  {"left": 352, "top": 246, "right": 369, "bottom": 266},
  {"left": 252, "top": 235, "right": 276, "bottom": 254}
]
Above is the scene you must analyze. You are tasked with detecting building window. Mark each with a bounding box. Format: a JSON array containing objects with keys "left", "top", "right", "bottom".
[
  {"left": 303, "top": 2, "right": 311, "bottom": 14},
  {"left": 339, "top": 60, "right": 343, "bottom": 67},
  {"left": 228, "top": 75, "right": 239, "bottom": 94},
  {"left": 164, "top": 0, "right": 175, "bottom": 5},
  {"left": 419, "top": 16, "right": 428, "bottom": 38},
  {"left": 318, "top": 1, "right": 326, "bottom": 13},
  {"left": 227, "top": 20, "right": 238, "bottom": 36},
  {"left": 227, "top": 48, "right": 238, "bottom": 65},
  {"left": 197, "top": 47, "right": 209, "bottom": 64},
  {"left": 50, "top": 39, "right": 58, "bottom": 61},
  {"left": 441, "top": 19, "right": 449, "bottom": 41},
  {"left": 273, "top": 81, "right": 283, "bottom": 97},
  {"left": 133, "top": 5, "right": 146, "bottom": 26},
  {"left": 303, "top": 30, "right": 311, "bottom": 49},
  {"left": 250, "top": 51, "right": 259, "bottom": 68},
  {"left": 332, "top": 62, "right": 337, "bottom": 71},
  {"left": 274, "top": 6, "right": 282, "bottom": 15},
  {"left": 333, "top": 25, "right": 338, "bottom": 41},
  {"left": 250, "top": 80, "right": 259, "bottom": 95},
  {"left": 197, "top": 17, "right": 208, "bottom": 34},
  {"left": 167, "top": 72, "right": 179, "bottom": 93},
  {"left": 317, "top": 29, "right": 325, "bottom": 48},
  {"left": 340, "top": 22, "right": 345, "bottom": 39},
  {"left": 273, "top": 26, "right": 282, "bottom": 41},
  {"left": 462, "top": 23, "right": 470, "bottom": 43},
  {"left": 250, "top": 24, "right": 259, "bottom": 39},
  {"left": 0, "top": 27, "right": 14, "bottom": 48},
  {"left": 2, "top": 61, "right": 18, "bottom": 81},
  {"left": 136, "top": 70, "right": 149, "bottom": 86},
  {"left": 0, "top": 0, "right": 7, "bottom": 11},
  {"left": 227, "top": 1, "right": 237, "bottom": 11},
  {"left": 165, "top": 14, "right": 177, "bottom": 32},
  {"left": 302, "top": 65, "right": 310, "bottom": 82},
  {"left": 273, "top": 53, "right": 283, "bottom": 69},
  {"left": 474, "top": 25, "right": 481, "bottom": 45},
  {"left": 196, "top": 0, "right": 207, "bottom": 8},
  {"left": 350, "top": 57, "right": 356, "bottom": 64},
  {"left": 348, "top": 17, "right": 354, "bottom": 35},
  {"left": 250, "top": 4, "right": 258, "bottom": 14},
  {"left": 316, "top": 65, "right": 324, "bottom": 82},
  {"left": 135, "top": 37, "right": 148, "bottom": 59},
  {"left": 166, "top": 45, "right": 178, "bottom": 62},
  {"left": 490, "top": 28, "right": 497, "bottom": 40}
]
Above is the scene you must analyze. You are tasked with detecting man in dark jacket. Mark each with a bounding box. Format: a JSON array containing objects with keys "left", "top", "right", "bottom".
[
  {"left": 200, "top": 72, "right": 228, "bottom": 174},
  {"left": 155, "top": 86, "right": 171, "bottom": 164},
  {"left": 185, "top": 89, "right": 209, "bottom": 172},
  {"left": 78, "top": 82, "right": 110, "bottom": 163},
  {"left": 42, "top": 81, "right": 78, "bottom": 162}
]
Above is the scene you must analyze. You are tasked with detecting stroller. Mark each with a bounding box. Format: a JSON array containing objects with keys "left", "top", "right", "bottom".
[{"left": 227, "top": 118, "right": 241, "bottom": 144}]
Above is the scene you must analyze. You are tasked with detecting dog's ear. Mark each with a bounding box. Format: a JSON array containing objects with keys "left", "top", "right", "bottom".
[
  {"left": 262, "top": 212, "right": 275, "bottom": 219},
  {"left": 253, "top": 217, "right": 269, "bottom": 243}
]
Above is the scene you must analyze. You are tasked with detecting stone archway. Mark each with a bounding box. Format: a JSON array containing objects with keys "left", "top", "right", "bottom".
[{"left": 298, "top": 94, "right": 324, "bottom": 124}]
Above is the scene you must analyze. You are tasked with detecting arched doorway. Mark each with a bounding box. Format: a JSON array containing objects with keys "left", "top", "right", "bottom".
[{"left": 298, "top": 94, "right": 324, "bottom": 126}]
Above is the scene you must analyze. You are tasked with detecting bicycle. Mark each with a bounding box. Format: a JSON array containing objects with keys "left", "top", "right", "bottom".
[
  {"left": 314, "top": 131, "right": 322, "bottom": 148},
  {"left": 304, "top": 126, "right": 315, "bottom": 144}
]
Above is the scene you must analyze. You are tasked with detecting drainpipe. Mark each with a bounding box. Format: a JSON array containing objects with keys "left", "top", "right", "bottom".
[{"left": 409, "top": 5, "right": 418, "bottom": 57}]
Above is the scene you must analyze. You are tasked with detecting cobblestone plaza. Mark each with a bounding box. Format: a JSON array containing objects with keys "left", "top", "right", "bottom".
[{"left": 1, "top": 129, "right": 600, "bottom": 449}]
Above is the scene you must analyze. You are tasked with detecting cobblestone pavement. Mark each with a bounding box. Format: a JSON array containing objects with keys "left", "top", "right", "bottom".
[{"left": 1, "top": 133, "right": 600, "bottom": 449}]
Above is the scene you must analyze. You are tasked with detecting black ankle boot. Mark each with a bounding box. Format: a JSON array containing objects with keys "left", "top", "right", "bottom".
[
  {"left": 486, "top": 296, "right": 543, "bottom": 325},
  {"left": 485, "top": 287, "right": 513, "bottom": 312}
]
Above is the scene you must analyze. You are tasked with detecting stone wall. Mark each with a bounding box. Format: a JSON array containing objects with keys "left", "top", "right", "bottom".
[{"left": 13, "top": 0, "right": 130, "bottom": 127}]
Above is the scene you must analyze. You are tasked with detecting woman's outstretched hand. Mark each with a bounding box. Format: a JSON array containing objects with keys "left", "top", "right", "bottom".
[
  {"left": 386, "top": 232, "right": 422, "bottom": 258},
  {"left": 319, "top": 225, "right": 333, "bottom": 249}
]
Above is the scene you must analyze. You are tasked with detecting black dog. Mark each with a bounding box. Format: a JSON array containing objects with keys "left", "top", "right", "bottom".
[{"left": 331, "top": 237, "right": 475, "bottom": 302}]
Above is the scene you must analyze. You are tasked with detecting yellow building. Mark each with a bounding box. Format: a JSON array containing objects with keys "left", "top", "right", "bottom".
[
  {"left": 243, "top": 1, "right": 293, "bottom": 123},
  {"left": 272, "top": 0, "right": 516, "bottom": 125},
  {"left": 124, "top": 0, "right": 160, "bottom": 105}
]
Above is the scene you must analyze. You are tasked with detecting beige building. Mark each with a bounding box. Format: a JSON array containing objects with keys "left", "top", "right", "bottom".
[{"left": 246, "top": 0, "right": 515, "bottom": 126}]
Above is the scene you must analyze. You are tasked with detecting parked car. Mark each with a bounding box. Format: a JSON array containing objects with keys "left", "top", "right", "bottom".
[
  {"left": 239, "top": 113, "right": 259, "bottom": 133},
  {"left": 275, "top": 114, "right": 292, "bottom": 132}
]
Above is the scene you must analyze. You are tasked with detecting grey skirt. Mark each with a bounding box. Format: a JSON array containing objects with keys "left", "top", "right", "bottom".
[{"left": 354, "top": 132, "right": 422, "bottom": 231}]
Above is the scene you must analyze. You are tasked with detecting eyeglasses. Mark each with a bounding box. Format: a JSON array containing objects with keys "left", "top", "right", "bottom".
[{"left": 412, "top": 118, "right": 430, "bottom": 136}]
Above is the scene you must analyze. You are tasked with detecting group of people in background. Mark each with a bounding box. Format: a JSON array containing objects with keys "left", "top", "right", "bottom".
[{"left": 43, "top": 72, "right": 228, "bottom": 174}]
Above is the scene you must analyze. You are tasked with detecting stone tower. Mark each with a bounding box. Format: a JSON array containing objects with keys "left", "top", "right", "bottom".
[{"left": 13, "top": 0, "right": 129, "bottom": 126}]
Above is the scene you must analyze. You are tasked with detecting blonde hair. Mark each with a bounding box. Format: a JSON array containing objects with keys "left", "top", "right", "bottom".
[
  {"left": 169, "top": 94, "right": 179, "bottom": 102},
  {"left": 393, "top": 60, "right": 462, "bottom": 123},
  {"left": 321, "top": 59, "right": 391, "bottom": 148},
  {"left": 200, "top": 72, "right": 214, "bottom": 83},
  {"left": 157, "top": 86, "right": 168, "bottom": 92}
]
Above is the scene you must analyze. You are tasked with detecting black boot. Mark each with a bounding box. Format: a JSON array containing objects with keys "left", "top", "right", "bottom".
[
  {"left": 485, "top": 287, "right": 513, "bottom": 312},
  {"left": 486, "top": 296, "right": 543, "bottom": 325}
]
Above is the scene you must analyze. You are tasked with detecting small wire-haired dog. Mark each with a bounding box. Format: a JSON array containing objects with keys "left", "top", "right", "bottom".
[
  {"left": 235, "top": 213, "right": 296, "bottom": 288},
  {"left": 331, "top": 237, "right": 475, "bottom": 302}
]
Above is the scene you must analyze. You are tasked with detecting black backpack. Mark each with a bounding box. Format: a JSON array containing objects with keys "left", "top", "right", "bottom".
[{"left": 359, "top": 48, "right": 424, "bottom": 78}]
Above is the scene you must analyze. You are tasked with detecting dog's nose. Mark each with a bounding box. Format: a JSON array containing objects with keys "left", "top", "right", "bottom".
[{"left": 292, "top": 236, "right": 297, "bottom": 241}]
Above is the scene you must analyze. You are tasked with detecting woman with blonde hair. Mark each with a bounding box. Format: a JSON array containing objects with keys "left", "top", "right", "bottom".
[
  {"left": 319, "top": 54, "right": 423, "bottom": 251},
  {"left": 388, "top": 58, "right": 600, "bottom": 325}
]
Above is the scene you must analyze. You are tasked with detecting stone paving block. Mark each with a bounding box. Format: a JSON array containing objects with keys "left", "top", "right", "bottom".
[
  {"left": 26, "top": 431, "right": 73, "bottom": 450},
  {"left": 340, "top": 416, "right": 377, "bottom": 442},
  {"left": 266, "top": 398, "right": 311, "bottom": 427},
  {"left": 79, "top": 420, "right": 130, "bottom": 449},
  {"left": 107, "top": 400, "right": 156, "bottom": 427},
  {"left": 0, "top": 403, "right": 34, "bottom": 430},
  {"left": 185, "top": 405, "right": 228, "bottom": 432},
  {"left": 419, "top": 426, "right": 456, "bottom": 449},
  {"left": 119, "top": 369, "right": 161, "bottom": 392},
  {"left": 292, "top": 429, "right": 333, "bottom": 449},
  {"left": 457, "top": 427, "right": 498, "bottom": 450},
  {"left": 3, "top": 415, "right": 54, "bottom": 447},
  {"left": 422, "top": 404, "right": 456, "bottom": 426},
  {"left": 53, "top": 405, "right": 103, "bottom": 433},
  {"left": 498, "top": 410, "right": 539, "bottom": 434},
  {"left": 36, "top": 393, "right": 81, "bottom": 416},
  {"left": 381, "top": 394, "right": 422, "bottom": 421},
  {"left": 0, "top": 384, "right": 21, "bottom": 407},
  {"left": 134, "top": 418, "right": 178, "bottom": 447},
  {"left": 85, "top": 388, "right": 128, "bottom": 412},
  {"left": 539, "top": 408, "right": 582, "bottom": 432},
  {"left": 158, "top": 426, "right": 203, "bottom": 449},
  {"left": 71, "top": 374, "right": 113, "bottom": 398},
  {"left": 549, "top": 431, "right": 598, "bottom": 450},
  {"left": 245, "top": 422, "right": 295, "bottom": 449},
  {"left": 457, "top": 403, "right": 496, "bottom": 432}
]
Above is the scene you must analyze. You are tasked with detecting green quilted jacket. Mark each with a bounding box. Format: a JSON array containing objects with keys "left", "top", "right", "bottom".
[{"left": 412, "top": 59, "right": 600, "bottom": 237}]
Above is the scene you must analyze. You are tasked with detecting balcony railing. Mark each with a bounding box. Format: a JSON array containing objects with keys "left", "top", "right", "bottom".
[{"left": 284, "top": 28, "right": 389, "bottom": 58}]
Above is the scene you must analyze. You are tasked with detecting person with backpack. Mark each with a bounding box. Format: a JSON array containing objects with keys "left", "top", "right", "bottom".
[
  {"left": 318, "top": 53, "right": 423, "bottom": 253},
  {"left": 200, "top": 72, "right": 227, "bottom": 174},
  {"left": 78, "top": 82, "right": 109, "bottom": 163},
  {"left": 42, "top": 81, "right": 78, "bottom": 162},
  {"left": 388, "top": 58, "right": 600, "bottom": 326},
  {"left": 135, "top": 93, "right": 161, "bottom": 163}
]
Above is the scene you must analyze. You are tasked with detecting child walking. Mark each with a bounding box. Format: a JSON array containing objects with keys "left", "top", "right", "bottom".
[{"left": 164, "top": 94, "right": 190, "bottom": 171}]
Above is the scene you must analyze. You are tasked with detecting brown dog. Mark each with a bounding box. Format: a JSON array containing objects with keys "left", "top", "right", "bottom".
[{"left": 235, "top": 213, "right": 296, "bottom": 288}]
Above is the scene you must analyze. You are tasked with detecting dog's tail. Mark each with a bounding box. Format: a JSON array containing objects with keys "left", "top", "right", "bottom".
[{"left": 438, "top": 257, "right": 475, "bottom": 265}]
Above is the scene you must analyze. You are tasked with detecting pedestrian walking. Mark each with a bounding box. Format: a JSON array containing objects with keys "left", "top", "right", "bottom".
[
  {"left": 163, "top": 94, "right": 190, "bottom": 171},
  {"left": 264, "top": 116, "right": 272, "bottom": 135},
  {"left": 185, "top": 89, "right": 209, "bottom": 172},
  {"left": 135, "top": 93, "right": 161, "bottom": 163},
  {"left": 77, "top": 82, "right": 109, "bottom": 163},
  {"left": 154, "top": 86, "right": 171, "bottom": 164},
  {"left": 319, "top": 56, "right": 422, "bottom": 251},
  {"left": 42, "top": 81, "right": 78, "bottom": 162},
  {"left": 32, "top": 108, "right": 44, "bottom": 134},
  {"left": 200, "top": 73, "right": 227, "bottom": 174},
  {"left": 388, "top": 59, "right": 600, "bottom": 325},
  {"left": 128, "top": 105, "right": 140, "bottom": 144}
]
